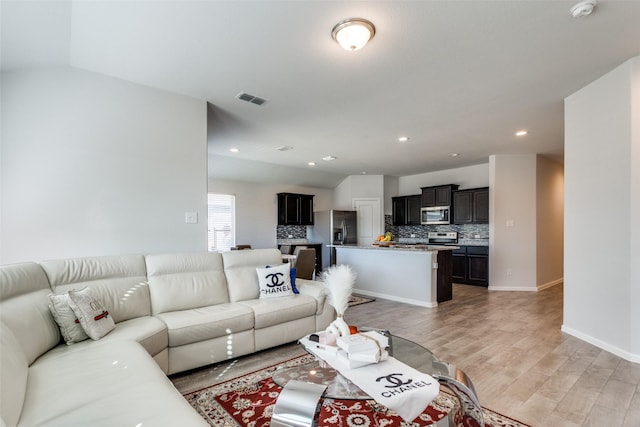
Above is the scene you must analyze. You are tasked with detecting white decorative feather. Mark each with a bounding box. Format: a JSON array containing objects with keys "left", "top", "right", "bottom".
[{"left": 322, "top": 264, "right": 356, "bottom": 316}]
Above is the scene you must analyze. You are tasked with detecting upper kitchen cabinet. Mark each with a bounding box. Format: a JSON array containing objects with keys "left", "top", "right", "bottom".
[
  {"left": 392, "top": 195, "right": 422, "bottom": 226},
  {"left": 452, "top": 187, "right": 489, "bottom": 224},
  {"left": 277, "top": 193, "right": 314, "bottom": 225},
  {"left": 421, "top": 184, "right": 459, "bottom": 207}
]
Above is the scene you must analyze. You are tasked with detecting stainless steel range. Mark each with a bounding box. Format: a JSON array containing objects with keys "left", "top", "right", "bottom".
[{"left": 427, "top": 231, "right": 458, "bottom": 245}]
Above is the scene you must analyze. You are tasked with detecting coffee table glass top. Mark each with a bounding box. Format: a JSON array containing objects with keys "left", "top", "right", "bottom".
[{"left": 272, "top": 335, "right": 439, "bottom": 400}]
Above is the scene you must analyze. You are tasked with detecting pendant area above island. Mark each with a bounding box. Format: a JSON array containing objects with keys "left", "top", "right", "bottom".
[{"left": 332, "top": 245, "right": 457, "bottom": 307}]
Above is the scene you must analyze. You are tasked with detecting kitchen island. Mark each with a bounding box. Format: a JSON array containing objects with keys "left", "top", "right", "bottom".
[{"left": 333, "top": 244, "right": 457, "bottom": 308}]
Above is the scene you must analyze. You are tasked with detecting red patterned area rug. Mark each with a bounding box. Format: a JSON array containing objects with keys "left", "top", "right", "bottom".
[{"left": 183, "top": 354, "right": 531, "bottom": 427}]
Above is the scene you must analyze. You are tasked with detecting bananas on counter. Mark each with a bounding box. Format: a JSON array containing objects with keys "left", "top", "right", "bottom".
[{"left": 375, "top": 232, "right": 394, "bottom": 242}]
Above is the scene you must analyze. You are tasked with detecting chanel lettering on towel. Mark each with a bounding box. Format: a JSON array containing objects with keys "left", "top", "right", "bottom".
[{"left": 301, "top": 334, "right": 439, "bottom": 422}]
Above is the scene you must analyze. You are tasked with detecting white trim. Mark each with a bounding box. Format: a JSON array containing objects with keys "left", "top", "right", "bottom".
[
  {"left": 352, "top": 288, "right": 437, "bottom": 308},
  {"left": 487, "top": 285, "right": 538, "bottom": 292},
  {"left": 537, "top": 278, "right": 563, "bottom": 291},
  {"left": 561, "top": 325, "right": 640, "bottom": 363},
  {"left": 487, "top": 278, "right": 563, "bottom": 292}
]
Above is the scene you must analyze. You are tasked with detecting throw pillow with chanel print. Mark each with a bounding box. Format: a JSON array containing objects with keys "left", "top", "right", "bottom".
[{"left": 256, "top": 263, "right": 294, "bottom": 298}]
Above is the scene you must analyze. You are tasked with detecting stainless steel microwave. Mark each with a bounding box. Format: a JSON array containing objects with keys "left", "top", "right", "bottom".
[{"left": 421, "top": 206, "right": 451, "bottom": 225}]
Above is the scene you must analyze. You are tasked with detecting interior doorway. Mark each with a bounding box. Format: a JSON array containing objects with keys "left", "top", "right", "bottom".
[{"left": 352, "top": 198, "right": 381, "bottom": 246}]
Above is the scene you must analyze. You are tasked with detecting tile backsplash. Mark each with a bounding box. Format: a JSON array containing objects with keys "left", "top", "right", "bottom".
[
  {"left": 276, "top": 218, "right": 488, "bottom": 243},
  {"left": 384, "top": 215, "right": 489, "bottom": 241},
  {"left": 276, "top": 225, "right": 307, "bottom": 240}
]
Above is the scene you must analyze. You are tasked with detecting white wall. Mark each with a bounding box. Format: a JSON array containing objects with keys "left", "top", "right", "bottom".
[
  {"left": 1, "top": 67, "right": 207, "bottom": 263},
  {"left": 563, "top": 57, "right": 639, "bottom": 362},
  {"left": 333, "top": 174, "right": 385, "bottom": 234},
  {"left": 536, "top": 156, "right": 564, "bottom": 288},
  {"left": 398, "top": 163, "right": 490, "bottom": 195},
  {"left": 383, "top": 175, "right": 399, "bottom": 215},
  {"left": 631, "top": 59, "right": 640, "bottom": 358},
  {"left": 208, "top": 176, "right": 333, "bottom": 249},
  {"left": 489, "top": 154, "right": 538, "bottom": 290}
]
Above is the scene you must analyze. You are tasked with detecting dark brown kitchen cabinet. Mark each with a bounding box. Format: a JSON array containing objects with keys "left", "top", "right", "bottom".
[
  {"left": 452, "top": 187, "right": 489, "bottom": 224},
  {"left": 451, "top": 245, "right": 489, "bottom": 287},
  {"left": 277, "top": 193, "right": 314, "bottom": 225},
  {"left": 421, "top": 184, "right": 459, "bottom": 207},
  {"left": 436, "top": 250, "right": 453, "bottom": 303},
  {"left": 392, "top": 195, "right": 421, "bottom": 226},
  {"left": 299, "top": 194, "right": 314, "bottom": 225}
]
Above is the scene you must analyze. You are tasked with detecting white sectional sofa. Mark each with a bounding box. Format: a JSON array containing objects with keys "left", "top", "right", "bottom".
[{"left": 0, "top": 249, "right": 334, "bottom": 427}]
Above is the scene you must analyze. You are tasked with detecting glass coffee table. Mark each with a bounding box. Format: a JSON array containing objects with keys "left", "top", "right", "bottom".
[{"left": 271, "top": 332, "right": 483, "bottom": 427}]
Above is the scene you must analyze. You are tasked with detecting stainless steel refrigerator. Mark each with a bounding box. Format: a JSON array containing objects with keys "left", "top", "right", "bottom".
[{"left": 309, "top": 210, "right": 357, "bottom": 271}]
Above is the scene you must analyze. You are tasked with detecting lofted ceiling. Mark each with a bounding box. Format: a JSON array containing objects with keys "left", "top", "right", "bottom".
[{"left": 2, "top": 0, "right": 640, "bottom": 188}]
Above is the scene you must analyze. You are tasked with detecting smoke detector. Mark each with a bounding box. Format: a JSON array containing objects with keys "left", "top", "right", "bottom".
[{"left": 570, "top": 0, "right": 596, "bottom": 18}]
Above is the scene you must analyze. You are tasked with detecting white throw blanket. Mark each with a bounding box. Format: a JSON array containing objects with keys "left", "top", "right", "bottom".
[{"left": 301, "top": 336, "right": 440, "bottom": 422}]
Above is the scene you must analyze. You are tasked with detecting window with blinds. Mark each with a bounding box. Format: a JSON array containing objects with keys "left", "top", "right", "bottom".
[{"left": 207, "top": 193, "right": 235, "bottom": 252}]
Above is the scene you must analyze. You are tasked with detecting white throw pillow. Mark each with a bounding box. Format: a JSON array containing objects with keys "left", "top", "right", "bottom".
[
  {"left": 48, "top": 293, "right": 89, "bottom": 345},
  {"left": 256, "top": 263, "right": 294, "bottom": 298},
  {"left": 67, "top": 287, "right": 116, "bottom": 340}
]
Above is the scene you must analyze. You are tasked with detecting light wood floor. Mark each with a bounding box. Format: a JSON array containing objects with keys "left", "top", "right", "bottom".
[
  {"left": 343, "top": 284, "right": 640, "bottom": 426},
  {"left": 172, "top": 284, "right": 640, "bottom": 426}
]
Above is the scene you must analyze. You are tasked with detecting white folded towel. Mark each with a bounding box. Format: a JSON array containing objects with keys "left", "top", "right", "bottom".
[{"left": 301, "top": 335, "right": 439, "bottom": 422}]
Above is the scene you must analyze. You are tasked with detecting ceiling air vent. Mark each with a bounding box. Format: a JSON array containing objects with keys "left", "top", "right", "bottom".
[{"left": 236, "top": 92, "right": 269, "bottom": 106}]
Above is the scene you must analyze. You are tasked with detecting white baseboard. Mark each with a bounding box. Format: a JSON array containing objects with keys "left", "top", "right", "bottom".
[
  {"left": 488, "top": 278, "right": 563, "bottom": 292},
  {"left": 487, "top": 285, "right": 538, "bottom": 292},
  {"left": 537, "top": 278, "right": 563, "bottom": 291},
  {"left": 352, "top": 288, "right": 437, "bottom": 308},
  {"left": 561, "top": 325, "right": 640, "bottom": 363}
]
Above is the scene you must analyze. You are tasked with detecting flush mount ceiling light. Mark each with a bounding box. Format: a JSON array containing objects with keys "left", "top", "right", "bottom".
[
  {"left": 331, "top": 18, "right": 375, "bottom": 51},
  {"left": 398, "top": 136, "right": 410, "bottom": 142},
  {"left": 570, "top": 0, "right": 596, "bottom": 18},
  {"left": 308, "top": 162, "right": 316, "bottom": 166},
  {"left": 515, "top": 130, "right": 528, "bottom": 137}
]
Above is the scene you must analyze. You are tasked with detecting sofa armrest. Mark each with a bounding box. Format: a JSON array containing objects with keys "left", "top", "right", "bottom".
[{"left": 296, "top": 279, "right": 326, "bottom": 315}]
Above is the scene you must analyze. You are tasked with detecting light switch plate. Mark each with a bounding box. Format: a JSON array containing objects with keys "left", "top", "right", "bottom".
[{"left": 185, "top": 211, "right": 198, "bottom": 224}]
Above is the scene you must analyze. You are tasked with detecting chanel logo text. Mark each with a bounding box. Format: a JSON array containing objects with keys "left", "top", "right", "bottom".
[
  {"left": 376, "top": 373, "right": 432, "bottom": 398},
  {"left": 265, "top": 272, "right": 285, "bottom": 287}
]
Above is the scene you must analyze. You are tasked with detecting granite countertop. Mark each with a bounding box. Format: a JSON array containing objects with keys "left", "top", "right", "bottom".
[
  {"left": 331, "top": 244, "right": 458, "bottom": 252},
  {"left": 397, "top": 238, "right": 489, "bottom": 247},
  {"left": 276, "top": 239, "right": 324, "bottom": 245}
]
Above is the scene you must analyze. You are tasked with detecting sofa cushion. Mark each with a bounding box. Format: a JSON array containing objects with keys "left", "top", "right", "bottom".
[
  {"left": 0, "top": 262, "right": 61, "bottom": 365},
  {"left": 222, "top": 249, "right": 283, "bottom": 302},
  {"left": 67, "top": 287, "right": 116, "bottom": 340},
  {"left": 0, "top": 322, "right": 28, "bottom": 427},
  {"left": 156, "top": 303, "right": 254, "bottom": 347},
  {"left": 40, "top": 316, "right": 168, "bottom": 362},
  {"left": 238, "top": 294, "right": 317, "bottom": 329},
  {"left": 40, "top": 255, "right": 150, "bottom": 323},
  {"left": 48, "top": 293, "right": 89, "bottom": 344},
  {"left": 146, "top": 252, "right": 229, "bottom": 315},
  {"left": 257, "top": 263, "right": 294, "bottom": 298},
  {"left": 20, "top": 340, "right": 208, "bottom": 427}
]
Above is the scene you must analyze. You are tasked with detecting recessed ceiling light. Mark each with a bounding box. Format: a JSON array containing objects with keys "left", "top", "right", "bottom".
[
  {"left": 275, "top": 145, "right": 293, "bottom": 152},
  {"left": 229, "top": 148, "right": 239, "bottom": 153},
  {"left": 515, "top": 130, "right": 528, "bottom": 137},
  {"left": 308, "top": 162, "right": 316, "bottom": 166},
  {"left": 322, "top": 155, "right": 337, "bottom": 161},
  {"left": 361, "top": 171, "right": 367, "bottom": 175},
  {"left": 398, "top": 136, "right": 410, "bottom": 142},
  {"left": 449, "top": 153, "right": 459, "bottom": 157}
]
